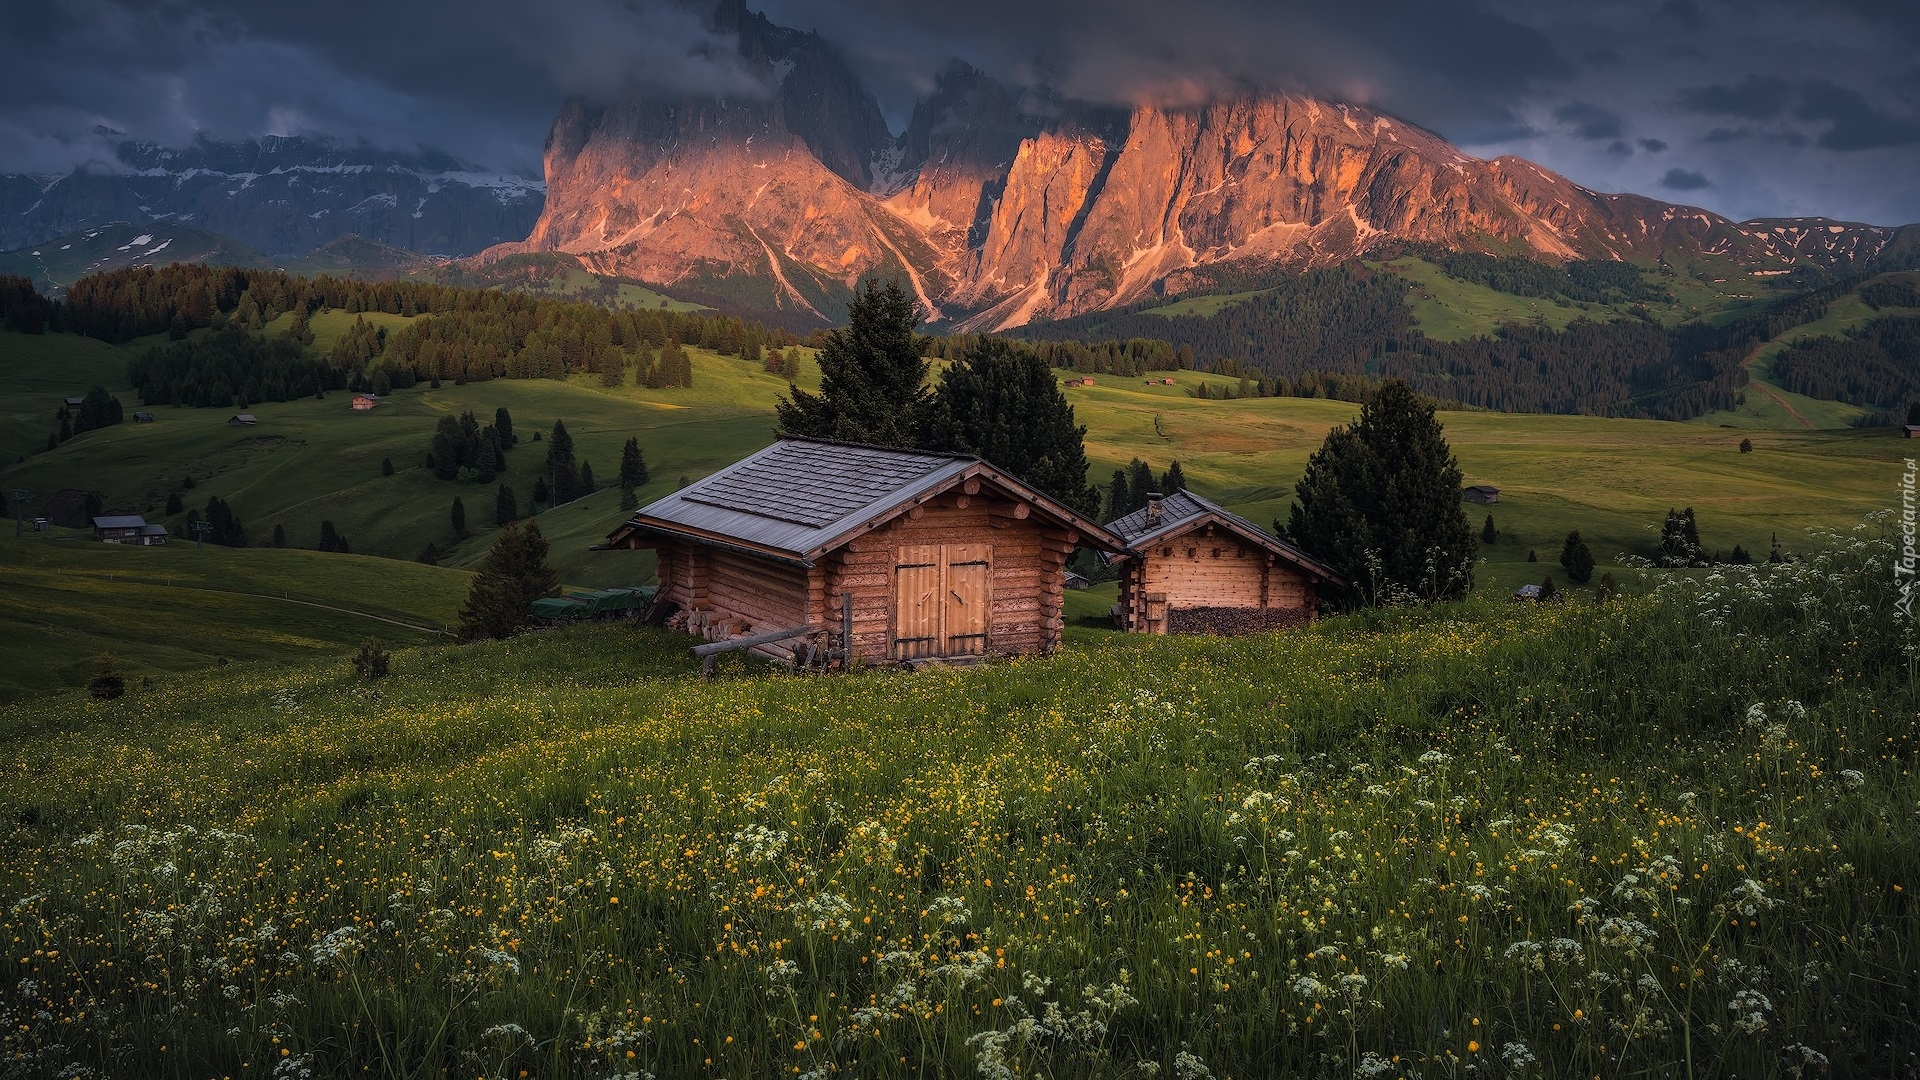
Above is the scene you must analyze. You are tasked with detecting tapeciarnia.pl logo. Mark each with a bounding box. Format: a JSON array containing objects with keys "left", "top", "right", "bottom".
[{"left": 1899, "top": 458, "right": 1918, "bottom": 619}]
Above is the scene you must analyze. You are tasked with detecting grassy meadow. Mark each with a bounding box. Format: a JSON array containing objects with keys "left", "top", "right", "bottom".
[
  {"left": 1, "top": 522, "right": 1913, "bottom": 1077},
  {"left": 4, "top": 304, "right": 1913, "bottom": 696},
  {"left": 0, "top": 536, "right": 473, "bottom": 701}
]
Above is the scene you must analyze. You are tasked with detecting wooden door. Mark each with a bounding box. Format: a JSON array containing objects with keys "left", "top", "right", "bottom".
[
  {"left": 891, "top": 543, "right": 992, "bottom": 659},
  {"left": 943, "top": 544, "right": 991, "bottom": 656},
  {"left": 892, "top": 545, "right": 943, "bottom": 660}
]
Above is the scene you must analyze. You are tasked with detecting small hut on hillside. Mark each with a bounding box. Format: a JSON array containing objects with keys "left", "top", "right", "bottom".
[
  {"left": 1104, "top": 491, "right": 1343, "bottom": 634},
  {"left": 606, "top": 438, "right": 1123, "bottom": 664}
]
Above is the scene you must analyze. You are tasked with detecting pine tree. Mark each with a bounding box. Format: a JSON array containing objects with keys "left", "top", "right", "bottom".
[
  {"left": 429, "top": 415, "right": 467, "bottom": 481},
  {"left": 165, "top": 491, "right": 183, "bottom": 516},
  {"left": 619, "top": 436, "right": 649, "bottom": 511},
  {"left": 1159, "top": 461, "right": 1187, "bottom": 494},
  {"left": 450, "top": 496, "right": 467, "bottom": 538},
  {"left": 455, "top": 520, "right": 560, "bottom": 642},
  {"left": 1286, "top": 380, "right": 1475, "bottom": 603},
  {"left": 546, "top": 420, "right": 579, "bottom": 504},
  {"left": 494, "top": 407, "right": 517, "bottom": 448},
  {"left": 776, "top": 279, "right": 928, "bottom": 446},
  {"left": 532, "top": 476, "right": 551, "bottom": 505},
  {"left": 1739, "top": 437, "right": 1753, "bottom": 453},
  {"left": 381, "top": 457, "right": 395, "bottom": 477},
  {"left": 204, "top": 496, "right": 246, "bottom": 547},
  {"left": 1125, "top": 459, "right": 1155, "bottom": 514},
  {"left": 1481, "top": 513, "right": 1497, "bottom": 545},
  {"left": 1658, "top": 508, "right": 1705, "bottom": 567},
  {"left": 318, "top": 520, "right": 349, "bottom": 554},
  {"left": 1104, "top": 470, "right": 1129, "bottom": 521},
  {"left": 1908, "top": 401, "right": 1920, "bottom": 426},
  {"left": 579, "top": 460, "right": 596, "bottom": 494},
  {"left": 1769, "top": 532, "right": 1786, "bottom": 564},
  {"left": 495, "top": 483, "right": 518, "bottom": 526},
  {"left": 471, "top": 434, "right": 498, "bottom": 485},
  {"left": 272, "top": 523, "right": 286, "bottom": 548},
  {"left": 1537, "top": 575, "right": 1559, "bottom": 602},
  {"left": 1559, "top": 529, "right": 1595, "bottom": 585},
  {"left": 925, "top": 337, "right": 1099, "bottom": 514}
]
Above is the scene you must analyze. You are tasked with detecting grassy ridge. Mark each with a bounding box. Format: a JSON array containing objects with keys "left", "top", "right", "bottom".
[
  {"left": 0, "top": 537, "right": 472, "bottom": 701},
  {"left": 1, "top": 525, "right": 1912, "bottom": 1076}
]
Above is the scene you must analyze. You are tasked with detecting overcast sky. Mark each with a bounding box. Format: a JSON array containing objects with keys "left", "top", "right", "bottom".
[{"left": 3, "top": 0, "right": 1917, "bottom": 224}]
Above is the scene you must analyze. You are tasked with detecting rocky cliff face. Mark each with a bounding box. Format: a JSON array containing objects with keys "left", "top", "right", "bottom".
[
  {"left": 0, "top": 135, "right": 543, "bottom": 257},
  {"left": 503, "top": 4, "right": 1913, "bottom": 329}
]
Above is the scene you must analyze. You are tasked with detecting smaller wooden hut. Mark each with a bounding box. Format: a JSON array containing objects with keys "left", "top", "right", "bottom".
[
  {"left": 1105, "top": 491, "right": 1343, "bottom": 634},
  {"left": 606, "top": 438, "right": 1123, "bottom": 664}
]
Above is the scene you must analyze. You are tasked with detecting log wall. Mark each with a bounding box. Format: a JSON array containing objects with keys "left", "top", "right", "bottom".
[
  {"left": 1117, "top": 523, "right": 1317, "bottom": 634},
  {"left": 830, "top": 493, "right": 1070, "bottom": 663}
]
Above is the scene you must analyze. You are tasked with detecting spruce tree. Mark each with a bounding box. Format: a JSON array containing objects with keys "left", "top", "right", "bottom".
[
  {"left": 272, "top": 523, "right": 286, "bottom": 548},
  {"left": 165, "top": 491, "right": 183, "bottom": 516},
  {"left": 1559, "top": 530, "right": 1595, "bottom": 585},
  {"left": 579, "top": 460, "right": 596, "bottom": 494},
  {"left": 495, "top": 483, "right": 518, "bottom": 526},
  {"left": 1160, "top": 461, "right": 1187, "bottom": 494},
  {"left": 381, "top": 457, "right": 395, "bottom": 477},
  {"left": 619, "top": 436, "right": 648, "bottom": 511},
  {"left": 429, "top": 416, "right": 466, "bottom": 481},
  {"left": 1481, "top": 513, "right": 1497, "bottom": 545},
  {"left": 546, "top": 420, "right": 579, "bottom": 504},
  {"left": 1104, "top": 470, "right": 1129, "bottom": 521},
  {"left": 1286, "top": 380, "right": 1475, "bottom": 603},
  {"left": 204, "top": 496, "right": 246, "bottom": 547},
  {"left": 776, "top": 279, "right": 928, "bottom": 446},
  {"left": 1125, "top": 459, "right": 1155, "bottom": 514},
  {"left": 318, "top": 520, "right": 349, "bottom": 554},
  {"left": 925, "top": 336, "right": 1099, "bottom": 514},
  {"left": 495, "top": 407, "right": 517, "bottom": 448},
  {"left": 471, "top": 435, "right": 498, "bottom": 485},
  {"left": 450, "top": 496, "right": 467, "bottom": 538},
  {"left": 455, "top": 520, "right": 560, "bottom": 642}
]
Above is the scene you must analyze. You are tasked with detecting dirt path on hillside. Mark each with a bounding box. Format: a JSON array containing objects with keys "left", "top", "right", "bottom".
[{"left": 1744, "top": 345, "right": 1814, "bottom": 429}]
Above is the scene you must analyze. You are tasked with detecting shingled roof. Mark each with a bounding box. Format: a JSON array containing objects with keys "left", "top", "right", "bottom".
[
  {"left": 609, "top": 437, "right": 1123, "bottom": 564},
  {"left": 1104, "top": 490, "right": 1343, "bottom": 584}
]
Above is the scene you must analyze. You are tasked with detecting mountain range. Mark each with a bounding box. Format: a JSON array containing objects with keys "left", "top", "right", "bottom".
[
  {"left": 0, "top": 134, "right": 543, "bottom": 258},
  {"left": 479, "top": 0, "right": 1920, "bottom": 330},
  {"left": 5, "top": 1, "right": 1918, "bottom": 331}
]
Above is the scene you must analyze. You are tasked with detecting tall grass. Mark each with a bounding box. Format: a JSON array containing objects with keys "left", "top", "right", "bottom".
[{"left": 2, "top": 520, "right": 1915, "bottom": 1078}]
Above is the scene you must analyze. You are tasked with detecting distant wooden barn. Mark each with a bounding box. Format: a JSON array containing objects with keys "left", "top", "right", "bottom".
[
  {"left": 228, "top": 413, "right": 258, "bottom": 427},
  {"left": 351, "top": 394, "right": 381, "bottom": 411},
  {"left": 1104, "top": 491, "right": 1342, "bottom": 635},
  {"left": 1904, "top": 425, "right": 1920, "bottom": 439},
  {"left": 606, "top": 438, "right": 1122, "bottom": 664},
  {"left": 132, "top": 411, "right": 155, "bottom": 423},
  {"left": 1063, "top": 377, "right": 1096, "bottom": 387},
  {"left": 1463, "top": 485, "right": 1500, "bottom": 504}
]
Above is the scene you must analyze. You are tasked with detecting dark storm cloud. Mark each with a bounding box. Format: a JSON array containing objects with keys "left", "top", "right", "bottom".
[
  {"left": 1795, "top": 81, "right": 1920, "bottom": 150},
  {"left": 0, "top": 0, "right": 758, "bottom": 174},
  {"left": 1554, "top": 101, "right": 1626, "bottom": 141},
  {"left": 0, "top": 0, "right": 1918, "bottom": 223},
  {"left": 1675, "top": 75, "right": 1797, "bottom": 120},
  {"left": 759, "top": 0, "right": 1573, "bottom": 135},
  {"left": 1661, "top": 167, "right": 1713, "bottom": 190}
]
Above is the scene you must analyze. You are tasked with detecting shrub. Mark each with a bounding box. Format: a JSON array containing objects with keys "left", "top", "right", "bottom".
[
  {"left": 86, "top": 654, "right": 125, "bottom": 699},
  {"left": 353, "top": 636, "right": 391, "bottom": 680}
]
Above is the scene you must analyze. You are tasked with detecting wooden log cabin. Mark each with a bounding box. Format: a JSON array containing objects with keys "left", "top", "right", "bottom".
[
  {"left": 1106, "top": 490, "right": 1344, "bottom": 634},
  {"left": 605, "top": 438, "right": 1124, "bottom": 664}
]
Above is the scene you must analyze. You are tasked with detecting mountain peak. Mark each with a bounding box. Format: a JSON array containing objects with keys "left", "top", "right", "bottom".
[{"left": 501, "top": 3, "right": 1912, "bottom": 330}]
